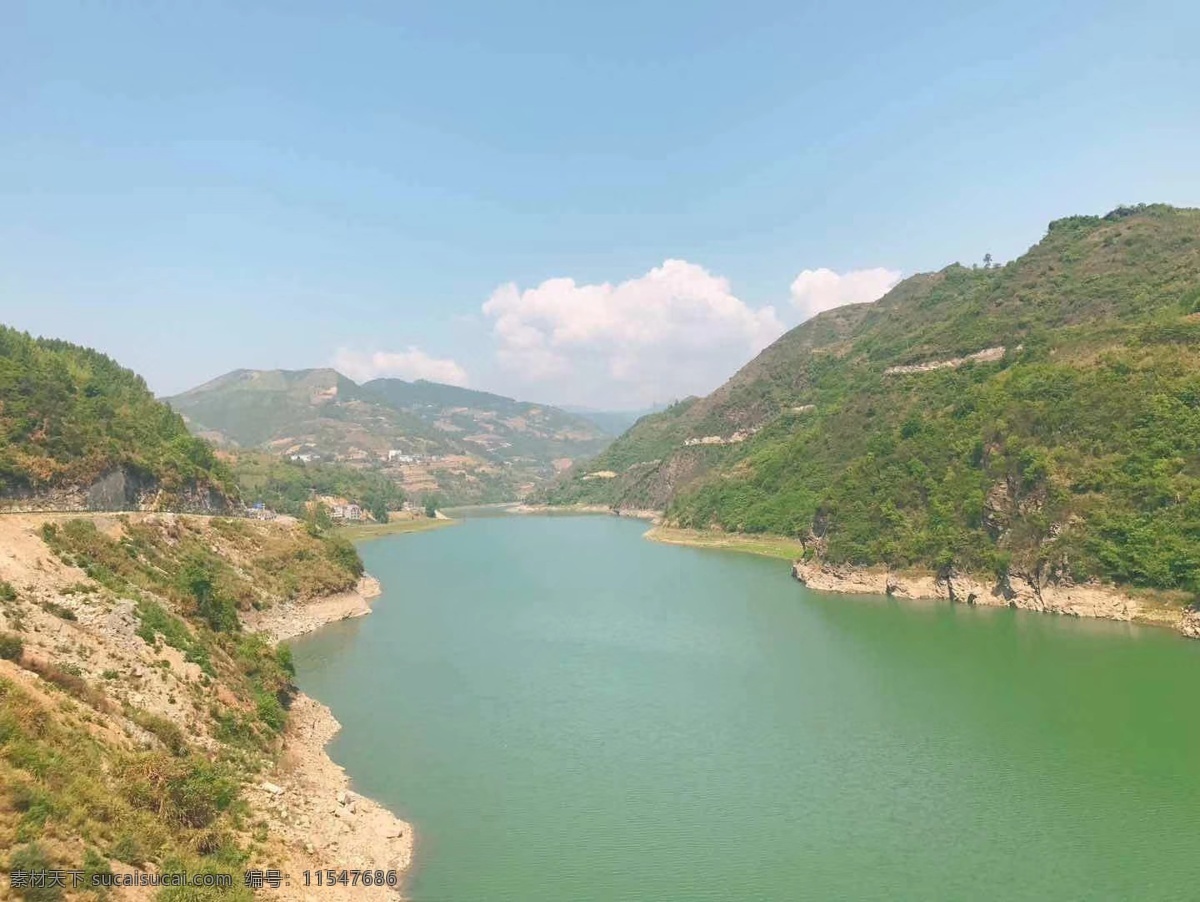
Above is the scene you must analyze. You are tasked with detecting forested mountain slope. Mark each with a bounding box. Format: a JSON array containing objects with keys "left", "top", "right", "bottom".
[
  {"left": 0, "top": 326, "right": 236, "bottom": 511},
  {"left": 546, "top": 205, "right": 1200, "bottom": 595}
]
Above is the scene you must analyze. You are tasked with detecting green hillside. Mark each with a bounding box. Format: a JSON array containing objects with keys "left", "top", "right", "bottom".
[
  {"left": 546, "top": 204, "right": 1200, "bottom": 595},
  {"left": 231, "top": 451, "right": 406, "bottom": 521},
  {"left": 360, "top": 377, "right": 612, "bottom": 460},
  {"left": 0, "top": 326, "right": 236, "bottom": 509},
  {"left": 166, "top": 368, "right": 444, "bottom": 455},
  {"left": 168, "top": 369, "right": 610, "bottom": 464}
]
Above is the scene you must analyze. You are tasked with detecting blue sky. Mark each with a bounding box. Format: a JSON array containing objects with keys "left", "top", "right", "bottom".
[{"left": 2, "top": 0, "right": 1198, "bottom": 407}]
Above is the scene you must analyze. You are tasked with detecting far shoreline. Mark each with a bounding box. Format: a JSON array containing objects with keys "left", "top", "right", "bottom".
[{"left": 335, "top": 514, "right": 456, "bottom": 543}]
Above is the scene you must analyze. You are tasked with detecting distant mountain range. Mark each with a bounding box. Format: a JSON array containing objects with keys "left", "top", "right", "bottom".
[
  {"left": 165, "top": 369, "right": 616, "bottom": 503},
  {"left": 561, "top": 404, "right": 669, "bottom": 436}
]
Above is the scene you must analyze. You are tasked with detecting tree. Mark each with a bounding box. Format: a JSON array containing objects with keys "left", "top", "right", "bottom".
[
  {"left": 424, "top": 496, "right": 440, "bottom": 518},
  {"left": 180, "top": 557, "right": 237, "bottom": 632},
  {"left": 305, "top": 501, "right": 333, "bottom": 535},
  {"left": 368, "top": 497, "right": 390, "bottom": 524},
  {"left": 983, "top": 252, "right": 993, "bottom": 269}
]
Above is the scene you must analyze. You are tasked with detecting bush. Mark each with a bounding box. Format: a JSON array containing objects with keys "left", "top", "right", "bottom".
[
  {"left": 323, "top": 536, "right": 364, "bottom": 579},
  {"left": 109, "top": 833, "right": 145, "bottom": 866},
  {"left": 0, "top": 580, "right": 17, "bottom": 602},
  {"left": 0, "top": 632, "right": 24, "bottom": 661},
  {"left": 39, "top": 600, "right": 76, "bottom": 621},
  {"left": 7, "top": 843, "right": 63, "bottom": 902},
  {"left": 122, "top": 754, "right": 238, "bottom": 829},
  {"left": 134, "top": 711, "right": 190, "bottom": 757}
]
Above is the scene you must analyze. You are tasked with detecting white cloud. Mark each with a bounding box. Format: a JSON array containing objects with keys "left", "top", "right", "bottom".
[
  {"left": 789, "top": 267, "right": 901, "bottom": 319},
  {"left": 332, "top": 346, "right": 470, "bottom": 386},
  {"left": 482, "top": 259, "right": 786, "bottom": 407}
]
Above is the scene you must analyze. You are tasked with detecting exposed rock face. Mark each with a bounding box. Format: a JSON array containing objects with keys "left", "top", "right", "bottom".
[
  {"left": 1180, "top": 609, "right": 1200, "bottom": 639},
  {"left": 0, "top": 466, "right": 236, "bottom": 514},
  {"left": 792, "top": 560, "right": 1188, "bottom": 634},
  {"left": 883, "top": 345, "right": 1008, "bottom": 375}
]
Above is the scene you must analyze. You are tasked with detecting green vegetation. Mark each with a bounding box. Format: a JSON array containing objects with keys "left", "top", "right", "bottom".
[
  {"left": 39, "top": 516, "right": 362, "bottom": 751},
  {"left": 550, "top": 205, "right": 1200, "bottom": 598},
  {"left": 645, "top": 526, "right": 805, "bottom": 561},
  {"left": 231, "top": 451, "right": 404, "bottom": 520},
  {"left": 166, "top": 368, "right": 441, "bottom": 451},
  {"left": 0, "top": 512, "right": 366, "bottom": 890},
  {"left": 0, "top": 677, "right": 250, "bottom": 900},
  {"left": 0, "top": 325, "right": 235, "bottom": 504},
  {"left": 0, "top": 631, "right": 24, "bottom": 660},
  {"left": 334, "top": 514, "right": 454, "bottom": 542},
  {"left": 42, "top": 516, "right": 361, "bottom": 608},
  {"left": 359, "top": 377, "right": 613, "bottom": 460}
]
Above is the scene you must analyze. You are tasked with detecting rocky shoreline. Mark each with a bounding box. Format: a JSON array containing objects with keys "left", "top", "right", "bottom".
[
  {"left": 244, "top": 575, "right": 382, "bottom": 642},
  {"left": 253, "top": 694, "right": 413, "bottom": 901},
  {"left": 791, "top": 559, "right": 1193, "bottom": 635},
  {"left": 247, "top": 576, "right": 415, "bottom": 901}
]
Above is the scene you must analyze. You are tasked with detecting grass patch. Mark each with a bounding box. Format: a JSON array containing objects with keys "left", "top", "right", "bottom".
[
  {"left": 645, "top": 525, "right": 804, "bottom": 561},
  {"left": 335, "top": 515, "right": 455, "bottom": 543},
  {"left": 0, "top": 678, "right": 247, "bottom": 880}
]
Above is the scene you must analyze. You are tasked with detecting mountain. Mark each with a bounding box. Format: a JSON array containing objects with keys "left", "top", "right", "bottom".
[
  {"left": 0, "top": 325, "right": 236, "bottom": 511},
  {"left": 165, "top": 368, "right": 442, "bottom": 455},
  {"left": 561, "top": 404, "right": 669, "bottom": 436},
  {"left": 167, "top": 369, "right": 612, "bottom": 503},
  {"left": 546, "top": 204, "right": 1200, "bottom": 596},
  {"left": 359, "top": 378, "right": 611, "bottom": 459}
]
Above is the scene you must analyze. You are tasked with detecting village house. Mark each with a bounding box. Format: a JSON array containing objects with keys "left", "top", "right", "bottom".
[{"left": 330, "top": 503, "right": 364, "bottom": 522}]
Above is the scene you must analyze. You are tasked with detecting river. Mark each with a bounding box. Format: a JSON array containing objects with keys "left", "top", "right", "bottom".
[{"left": 292, "top": 514, "right": 1200, "bottom": 901}]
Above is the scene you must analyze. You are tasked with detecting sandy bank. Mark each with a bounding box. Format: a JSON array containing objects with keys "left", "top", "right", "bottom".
[
  {"left": 0, "top": 511, "right": 416, "bottom": 898},
  {"left": 645, "top": 525, "right": 804, "bottom": 560},
  {"left": 242, "top": 567, "right": 418, "bottom": 899}
]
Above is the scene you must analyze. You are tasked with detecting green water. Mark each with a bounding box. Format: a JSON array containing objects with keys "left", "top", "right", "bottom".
[{"left": 292, "top": 515, "right": 1200, "bottom": 901}]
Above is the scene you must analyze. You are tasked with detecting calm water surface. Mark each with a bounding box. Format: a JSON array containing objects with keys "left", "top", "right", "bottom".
[{"left": 292, "top": 515, "right": 1200, "bottom": 901}]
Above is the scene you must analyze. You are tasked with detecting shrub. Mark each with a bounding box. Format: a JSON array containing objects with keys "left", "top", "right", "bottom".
[
  {"left": 7, "top": 843, "right": 63, "bottom": 902},
  {"left": 109, "top": 833, "right": 145, "bottom": 866},
  {"left": 323, "top": 535, "right": 364, "bottom": 579},
  {"left": 21, "top": 658, "right": 111, "bottom": 712},
  {"left": 121, "top": 754, "right": 238, "bottom": 829},
  {"left": 0, "top": 632, "right": 24, "bottom": 661},
  {"left": 134, "top": 711, "right": 190, "bottom": 757},
  {"left": 39, "top": 600, "right": 77, "bottom": 621},
  {"left": 0, "top": 580, "right": 17, "bottom": 602}
]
